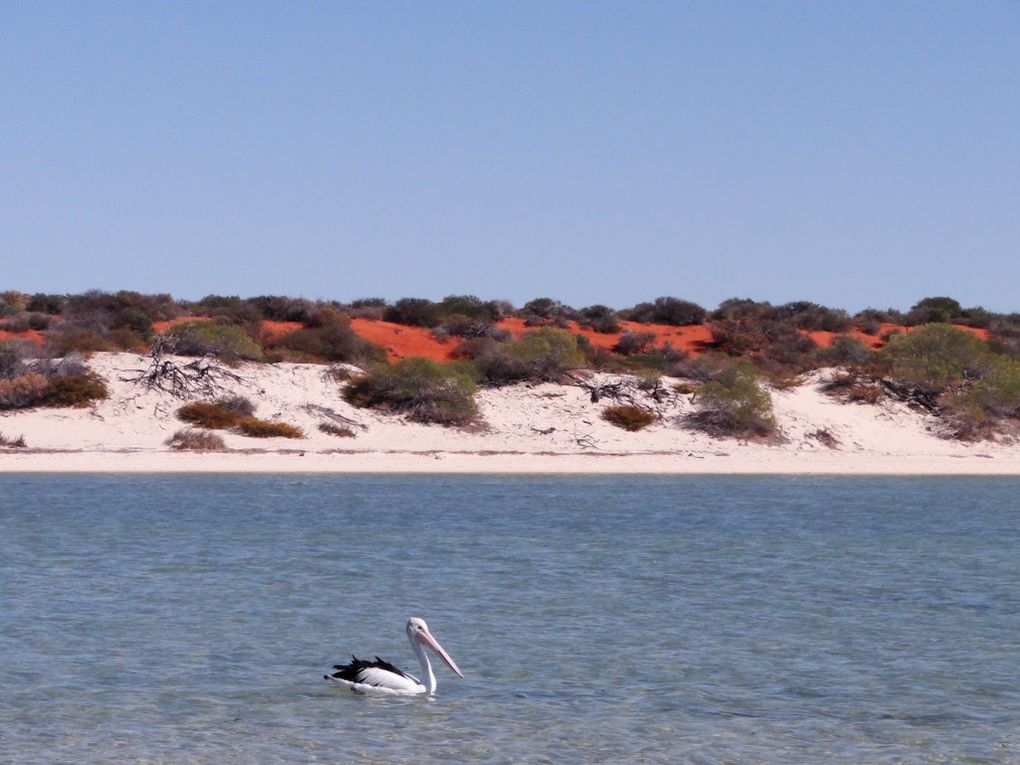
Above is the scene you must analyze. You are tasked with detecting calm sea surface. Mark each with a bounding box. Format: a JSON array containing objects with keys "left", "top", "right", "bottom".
[{"left": 1, "top": 474, "right": 1018, "bottom": 764}]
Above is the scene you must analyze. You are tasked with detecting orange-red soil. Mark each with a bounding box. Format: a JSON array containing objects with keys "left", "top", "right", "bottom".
[
  {"left": 0, "top": 329, "right": 45, "bottom": 346},
  {"left": 349, "top": 318, "right": 454, "bottom": 361}
]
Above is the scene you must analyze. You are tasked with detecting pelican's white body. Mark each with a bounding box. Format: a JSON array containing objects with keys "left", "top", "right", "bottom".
[{"left": 325, "top": 617, "right": 462, "bottom": 696}]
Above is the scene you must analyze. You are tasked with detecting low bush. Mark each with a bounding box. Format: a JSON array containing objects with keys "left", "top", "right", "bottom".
[
  {"left": 577, "top": 305, "right": 620, "bottom": 334},
  {"left": 686, "top": 360, "right": 778, "bottom": 438},
  {"left": 602, "top": 404, "right": 656, "bottom": 431},
  {"left": 614, "top": 331, "right": 657, "bottom": 356},
  {"left": 319, "top": 422, "right": 356, "bottom": 438},
  {"left": 344, "top": 357, "right": 479, "bottom": 426},
  {"left": 0, "top": 432, "right": 27, "bottom": 448},
  {"left": 267, "top": 322, "right": 385, "bottom": 364},
  {"left": 623, "top": 296, "right": 707, "bottom": 326},
  {"left": 0, "top": 373, "right": 49, "bottom": 409},
  {"left": 384, "top": 298, "right": 441, "bottom": 327},
  {"left": 433, "top": 314, "right": 506, "bottom": 341},
  {"left": 234, "top": 417, "right": 304, "bottom": 438},
  {"left": 773, "top": 301, "right": 852, "bottom": 332},
  {"left": 0, "top": 340, "right": 33, "bottom": 379},
  {"left": 470, "top": 327, "right": 585, "bottom": 384},
  {"left": 42, "top": 372, "right": 109, "bottom": 408},
  {"left": 166, "top": 429, "right": 227, "bottom": 451},
  {"left": 816, "top": 335, "right": 873, "bottom": 366},
  {"left": 45, "top": 325, "right": 114, "bottom": 355},
  {"left": 878, "top": 324, "right": 991, "bottom": 394},
  {"left": 214, "top": 395, "right": 256, "bottom": 416},
  {"left": 821, "top": 373, "right": 885, "bottom": 405},
  {"left": 168, "top": 321, "right": 262, "bottom": 363},
  {"left": 176, "top": 401, "right": 245, "bottom": 429},
  {"left": 904, "top": 296, "right": 965, "bottom": 326},
  {"left": 519, "top": 297, "right": 577, "bottom": 325},
  {"left": 944, "top": 356, "right": 1020, "bottom": 439}
]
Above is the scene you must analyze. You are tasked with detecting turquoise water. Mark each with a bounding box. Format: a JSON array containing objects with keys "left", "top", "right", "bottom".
[{"left": 1, "top": 475, "right": 1018, "bottom": 764}]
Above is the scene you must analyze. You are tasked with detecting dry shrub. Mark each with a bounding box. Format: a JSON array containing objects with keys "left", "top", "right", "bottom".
[
  {"left": 319, "top": 422, "right": 356, "bottom": 438},
  {"left": 234, "top": 417, "right": 304, "bottom": 438},
  {"left": 602, "top": 405, "right": 656, "bottom": 431},
  {"left": 214, "top": 395, "right": 256, "bottom": 416},
  {"left": 0, "top": 372, "right": 49, "bottom": 409},
  {"left": 807, "top": 428, "right": 840, "bottom": 449},
  {"left": 177, "top": 401, "right": 245, "bottom": 429},
  {"left": 822, "top": 374, "right": 884, "bottom": 405},
  {"left": 0, "top": 432, "right": 27, "bottom": 448},
  {"left": 166, "top": 429, "right": 227, "bottom": 451},
  {"left": 42, "top": 372, "right": 109, "bottom": 408}
]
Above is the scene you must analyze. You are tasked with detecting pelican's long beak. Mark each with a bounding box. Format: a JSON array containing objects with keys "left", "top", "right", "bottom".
[{"left": 418, "top": 628, "right": 464, "bottom": 678}]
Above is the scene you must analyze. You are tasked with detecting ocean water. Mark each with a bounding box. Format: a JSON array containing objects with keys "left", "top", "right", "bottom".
[{"left": 1, "top": 474, "right": 1018, "bottom": 764}]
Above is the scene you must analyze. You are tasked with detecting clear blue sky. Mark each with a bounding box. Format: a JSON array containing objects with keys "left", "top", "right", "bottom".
[{"left": 2, "top": 2, "right": 1018, "bottom": 312}]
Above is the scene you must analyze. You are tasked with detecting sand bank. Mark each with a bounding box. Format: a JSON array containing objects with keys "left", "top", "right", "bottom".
[{"left": 1, "top": 353, "right": 1017, "bottom": 474}]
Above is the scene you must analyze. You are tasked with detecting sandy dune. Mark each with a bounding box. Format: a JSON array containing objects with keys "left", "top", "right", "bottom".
[{"left": 0, "top": 352, "right": 1017, "bottom": 474}]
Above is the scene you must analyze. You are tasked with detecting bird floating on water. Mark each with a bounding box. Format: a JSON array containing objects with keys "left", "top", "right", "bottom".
[{"left": 324, "top": 617, "right": 464, "bottom": 696}]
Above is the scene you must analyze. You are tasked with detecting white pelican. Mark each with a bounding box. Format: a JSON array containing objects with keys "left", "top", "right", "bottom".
[{"left": 324, "top": 617, "right": 464, "bottom": 696}]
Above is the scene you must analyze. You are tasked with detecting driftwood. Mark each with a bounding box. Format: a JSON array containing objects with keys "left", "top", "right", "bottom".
[
  {"left": 301, "top": 404, "right": 367, "bottom": 431},
  {"left": 121, "top": 337, "right": 245, "bottom": 399}
]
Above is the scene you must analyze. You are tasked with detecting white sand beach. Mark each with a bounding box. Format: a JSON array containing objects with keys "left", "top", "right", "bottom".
[{"left": 1, "top": 352, "right": 1017, "bottom": 474}]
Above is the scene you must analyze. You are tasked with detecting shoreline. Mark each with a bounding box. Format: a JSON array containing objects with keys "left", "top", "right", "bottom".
[{"left": 1, "top": 448, "right": 1015, "bottom": 475}]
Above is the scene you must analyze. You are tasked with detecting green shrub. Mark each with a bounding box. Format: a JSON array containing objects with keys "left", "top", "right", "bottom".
[
  {"left": 624, "top": 296, "right": 707, "bottom": 326},
  {"left": 519, "top": 297, "right": 577, "bottom": 324},
  {"left": 26, "top": 293, "right": 65, "bottom": 314},
  {"left": 268, "top": 322, "right": 385, "bottom": 363},
  {"left": 344, "top": 357, "right": 479, "bottom": 426},
  {"left": 234, "top": 417, "right": 304, "bottom": 438},
  {"left": 177, "top": 401, "right": 245, "bottom": 429},
  {"left": 687, "top": 360, "right": 777, "bottom": 438},
  {"left": 878, "top": 324, "right": 991, "bottom": 393},
  {"left": 42, "top": 372, "right": 109, "bottom": 408},
  {"left": 166, "top": 429, "right": 227, "bottom": 451},
  {"left": 244, "top": 295, "right": 314, "bottom": 323},
  {"left": 384, "top": 298, "right": 441, "bottom": 327},
  {"left": 472, "top": 327, "right": 585, "bottom": 384},
  {"left": 577, "top": 305, "right": 620, "bottom": 334},
  {"left": 614, "top": 331, "right": 657, "bottom": 356},
  {"left": 904, "top": 296, "right": 964, "bottom": 326},
  {"left": 945, "top": 356, "right": 1020, "bottom": 438},
  {"left": 816, "top": 335, "right": 873, "bottom": 366},
  {"left": 773, "top": 301, "right": 851, "bottom": 332},
  {"left": 168, "top": 321, "right": 262, "bottom": 362},
  {"left": 602, "top": 404, "right": 656, "bottom": 431}
]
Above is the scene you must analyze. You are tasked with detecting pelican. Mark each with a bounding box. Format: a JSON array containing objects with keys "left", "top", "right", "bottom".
[{"left": 324, "top": 617, "right": 464, "bottom": 696}]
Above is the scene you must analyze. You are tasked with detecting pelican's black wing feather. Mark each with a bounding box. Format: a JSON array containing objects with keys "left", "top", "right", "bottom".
[{"left": 327, "top": 654, "right": 418, "bottom": 685}]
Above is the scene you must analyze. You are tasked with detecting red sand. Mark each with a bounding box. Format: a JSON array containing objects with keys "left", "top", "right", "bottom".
[
  {"left": 346, "top": 317, "right": 716, "bottom": 362},
  {"left": 259, "top": 321, "right": 305, "bottom": 341},
  {"left": 151, "top": 316, "right": 213, "bottom": 334},
  {"left": 82, "top": 315, "right": 1005, "bottom": 362},
  {"left": 0, "top": 329, "right": 45, "bottom": 346},
  {"left": 806, "top": 323, "right": 990, "bottom": 350},
  {"left": 349, "top": 318, "right": 453, "bottom": 361}
]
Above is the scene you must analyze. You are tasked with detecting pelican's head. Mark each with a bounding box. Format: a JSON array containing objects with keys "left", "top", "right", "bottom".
[{"left": 407, "top": 617, "right": 464, "bottom": 678}]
